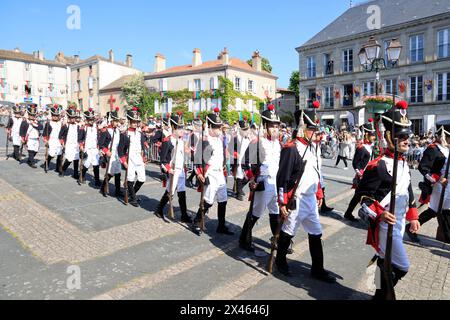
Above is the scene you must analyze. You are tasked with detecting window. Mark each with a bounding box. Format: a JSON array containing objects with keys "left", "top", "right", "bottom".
[
  {"left": 411, "top": 119, "right": 423, "bottom": 136},
  {"left": 385, "top": 79, "right": 398, "bottom": 94},
  {"left": 77, "top": 80, "right": 82, "bottom": 92},
  {"left": 438, "top": 29, "right": 450, "bottom": 58},
  {"left": 234, "top": 77, "right": 241, "bottom": 91},
  {"left": 343, "top": 49, "right": 353, "bottom": 73},
  {"left": 194, "top": 79, "right": 201, "bottom": 91},
  {"left": 410, "top": 76, "right": 424, "bottom": 103},
  {"left": 384, "top": 40, "right": 391, "bottom": 63},
  {"left": 210, "top": 77, "right": 218, "bottom": 90},
  {"left": 437, "top": 72, "right": 450, "bottom": 101},
  {"left": 248, "top": 80, "right": 254, "bottom": 92},
  {"left": 324, "top": 87, "right": 334, "bottom": 108},
  {"left": 363, "top": 81, "right": 375, "bottom": 96},
  {"left": 343, "top": 84, "right": 354, "bottom": 106},
  {"left": 307, "top": 89, "right": 316, "bottom": 108},
  {"left": 324, "top": 54, "right": 334, "bottom": 75},
  {"left": 410, "top": 35, "right": 424, "bottom": 63},
  {"left": 24, "top": 84, "right": 32, "bottom": 95},
  {"left": 307, "top": 56, "right": 316, "bottom": 78}
]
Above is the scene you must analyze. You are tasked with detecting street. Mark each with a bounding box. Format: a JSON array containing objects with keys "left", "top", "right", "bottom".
[{"left": 0, "top": 129, "right": 448, "bottom": 300}]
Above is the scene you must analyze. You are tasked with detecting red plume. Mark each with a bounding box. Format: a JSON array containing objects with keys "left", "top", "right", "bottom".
[
  {"left": 177, "top": 111, "right": 183, "bottom": 116},
  {"left": 268, "top": 104, "right": 275, "bottom": 111},
  {"left": 132, "top": 107, "right": 138, "bottom": 112},
  {"left": 312, "top": 101, "right": 320, "bottom": 109},
  {"left": 214, "top": 107, "right": 220, "bottom": 113},
  {"left": 89, "top": 108, "right": 93, "bottom": 112},
  {"left": 396, "top": 100, "right": 408, "bottom": 110},
  {"left": 243, "top": 116, "right": 248, "bottom": 121},
  {"left": 116, "top": 107, "right": 120, "bottom": 112},
  {"left": 368, "top": 118, "right": 374, "bottom": 123}
]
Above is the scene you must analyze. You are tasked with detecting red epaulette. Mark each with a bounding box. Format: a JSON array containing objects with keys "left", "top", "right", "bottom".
[
  {"left": 428, "top": 143, "right": 437, "bottom": 149},
  {"left": 162, "top": 136, "right": 171, "bottom": 143},
  {"left": 366, "top": 156, "right": 383, "bottom": 171}
]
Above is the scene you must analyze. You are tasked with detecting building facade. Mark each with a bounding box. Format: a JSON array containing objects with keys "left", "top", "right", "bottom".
[
  {"left": 70, "top": 50, "right": 141, "bottom": 115},
  {"left": 0, "top": 49, "right": 71, "bottom": 109},
  {"left": 144, "top": 48, "right": 278, "bottom": 114},
  {"left": 296, "top": 0, "right": 450, "bottom": 135}
]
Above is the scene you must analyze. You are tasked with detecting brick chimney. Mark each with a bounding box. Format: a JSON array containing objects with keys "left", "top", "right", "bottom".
[
  {"left": 193, "top": 48, "right": 202, "bottom": 67},
  {"left": 221, "top": 47, "right": 230, "bottom": 66},
  {"left": 55, "top": 51, "right": 65, "bottom": 62},
  {"left": 37, "top": 50, "right": 44, "bottom": 61},
  {"left": 252, "top": 50, "right": 262, "bottom": 72},
  {"left": 74, "top": 55, "right": 80, "bottom": 64},
  {"left": 154, "top": 53, "right": 166, "bottom": 73},
  {"left": 126, "top": 54, "right": 133, "bottom": 68},
  {"left": 109, "top": 49, "right": 114, "bottom": 63}
]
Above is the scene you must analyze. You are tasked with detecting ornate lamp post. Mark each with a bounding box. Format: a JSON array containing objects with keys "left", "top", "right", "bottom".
[{"left": 358, "top": 37, "right": 403, "bottom": 155}]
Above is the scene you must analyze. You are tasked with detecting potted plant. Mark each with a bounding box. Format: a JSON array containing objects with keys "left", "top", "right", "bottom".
[{"left": 364, "top": 96, "right": 393, "bottom": 114}]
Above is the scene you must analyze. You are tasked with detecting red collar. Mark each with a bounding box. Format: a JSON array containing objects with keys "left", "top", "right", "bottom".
[
  {"left": 384, "top": 149, "right": 405, "bottom": 160},
  {"left": 128, "top": 128, "right": 136, "bottom": 132},
  {"left": 296, "top": 137, "right": 310, "bottom": 146},
  {"left": 363, "top": 140, "right": 372, "bottom": 145}
]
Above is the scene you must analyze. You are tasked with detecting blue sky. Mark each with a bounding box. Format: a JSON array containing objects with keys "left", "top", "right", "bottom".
[{"left": 0, "top": 0, "right": 352, "bottom": 87}]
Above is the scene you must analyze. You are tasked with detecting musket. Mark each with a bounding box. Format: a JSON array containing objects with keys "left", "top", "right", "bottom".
[
  {"left": 102, "top": 125, "right": 116, "bottom": 196},
  {"left": 123, "top": 144, "right": 130, "bottom": 205},
  {"left": 44, "top": 118, "right": 50, "bottom": 173},
  {"left": 232, "top": 136, "right": 238, "bottom": 194},
  {"left": 383, "top": 102, "right": 398, "bottom": 301},
  {"left": 199, "top": 120, "right": 206, "bottom": 231},
  {"left": 5, "top": 107, "right": 11, "bottom": 160},
  {"left": 435, "top": 147, "right": 450, "bottom": 242},
  {"left": 78, "top": 146, "right": 85, "bottom": 185},
  {"left": 168, "top": 131, "right": 179, "bottom": 220}
]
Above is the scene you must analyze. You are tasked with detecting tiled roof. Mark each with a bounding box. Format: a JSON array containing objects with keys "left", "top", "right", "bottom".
[
  {"left": 149, "top": 58, "right": 275, "bottom": 78},
  {"left": 301, "top": 0, "right": 450, "bottom": 47},
  {"left": 0, "top": 49, "right": 66, "bottom": 67}
]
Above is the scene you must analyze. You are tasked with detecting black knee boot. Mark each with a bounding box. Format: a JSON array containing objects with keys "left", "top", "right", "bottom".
[
  {"left": 236, "top": 179, "right": 245, "bottom": 201},
  {"left": 101, "top": 174, "right": 112, "bottom": 197},
  {"left": 80, "top": 166, "right": 88, "bottom": 183},
  {"left": 321, "top": 188, "right": 334, "bottom": 213},
  {"left": 93, "top": 166, "right": 101, "bottom": 187},
  {"left": 56, "top": 155, "right": 63, "bottom": 175},
  {"left": 373, "top": 259, "right": 407, "bottom": 300},
  {"left": 178, "top": 192, "right": 192, "bottom": 223},
  {"left": 344, "top": 193, "right": 361, "bottom": 221},
  {"left": 193, "top": 201, "right": 213, "bottom": 234},
  {"left": 127, "top": 181, "right": 138, "bottom": 207},
  {"left": 309, "top": 234, "right": 336, "bottom": 283},
  {"left": 275, "top": 231, "right": 293, "bottom": 276},
  {"left": 62, "top": 159, "right": 71, "bottom": 175},
  {"left": 28, "top": 151, "right": 37, "bottom": 168},
  {"left": 406, "top": 208, "right": 437, "bottom": 243},
  {"left": 13, "top": 145, "right": 20, "bottom": 161},
  {"left": 134, "top": 181, "right": 144, "bottom": 194},
  {"left": 239, "top": 214, "right": 260, "bottom": 252},
  {"left": 217, "top": 202, "right": 233, "bottom": 235},
  {"left": 269, "top": 214, "right": 280, "bottom": 236},
  {"left": 46, "top": 156, "right": 53, "bottom": 170},
  {"left": 155, "top": 191, "right": 170, "bottom": 218},
  {"left": 114, "top": 174, "right": 123, "bottom": 197},
  {"left": 73, "top": 160, "right": 80, "bottom": 180}
]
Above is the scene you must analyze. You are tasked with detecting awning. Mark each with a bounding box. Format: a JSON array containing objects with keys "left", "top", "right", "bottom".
[
  {"left": 321, "top": 115, "right": 335, "bottom": 120},
  {"left": 340, "top": 114, "right": 348, "bottom": 119}
]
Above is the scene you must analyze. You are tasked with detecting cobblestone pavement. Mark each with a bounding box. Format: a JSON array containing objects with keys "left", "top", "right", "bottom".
[{"left": 0, "top": 131, "right": 448, "bottom": 300}]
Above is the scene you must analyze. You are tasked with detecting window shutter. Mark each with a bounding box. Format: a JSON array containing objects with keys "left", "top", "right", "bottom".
[
  {"left": 214, "top": 76, "right": 219, "bottom": 90},
  {"left": 168, "top": 98, "right": 173, "bottom": 113},
  {"left": 201, "top": 79, "right": 205, "bottom": 91},
  {"left": 218, "top": 97, "right": 222, "bottom": 110},
  {"left": 200, "top": 98, "right": 206, "bottom": 111},
  {"left": 188, "top": 99, "right": 193, "bottom": 112},
  {"left": 154, "top": 100, "right": 160, "bottom": 114},
  {"left": 207, "top": 98, "right": 212, "bottom": 111},
  {"left": 188, "top": 80, "right": 193, "bottom": 92}
]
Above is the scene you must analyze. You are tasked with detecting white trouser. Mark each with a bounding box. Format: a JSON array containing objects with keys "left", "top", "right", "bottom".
[
  {"left": 84, "top": 148, "right": 100, "bottom": 168},
  {"left": 166, "top": 168, "right": 186, "bottom": 195},
  {"left": 204, "top": 169, "right": 228, "bottom": 205},
  {"left": 65, "top": 143, "right": 80, "bottom": 162},
  {"left": 252, "top": 177, "right": 279, "bottom": 218},
  {"left": 282, "top": 193, "right": 322, "bottom": 236},
  {"left": 108, "top": 154, "right": 122, "bottom": 176},
  {"left": 27, "top": 138, "right": 39, "bottom": 152},
  {"left": 48, "top": 139, "right": 63, "bottom": 157},
  {"left": 12, "top": 134, "right": 21, "bottom": 146},
  {"left": 127, "top": 158, "right": 146, "bottom": 183}
]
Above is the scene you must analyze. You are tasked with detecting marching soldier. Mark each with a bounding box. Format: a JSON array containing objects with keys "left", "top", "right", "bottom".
[
  {"left": 43, "top": 105, "right": 64, "bottom": 173},
  {"left": 275, "top": 104, "right": 337, "bottom": 283},
  {"left": 80, "top": 108, "right": 101, "bottom": 187},
  {"left": 231, "top": 117, "right": 252, "bottom": 201},
  {"left": 118, "top": 108, "right": 148, "bottom": 207},
  {"left": 6, "top": 104, "right": 25, "bottom": 161},
  {"left": 59, "top": 106, "right": 86, "bottom": 179},
  {"left": 186, "top": 119, "right": 202, "bottom": 188},
  {"left": 407, "top": 120, "right": 450, "bottom": 243},
  {"left": 358, "top": 102, "right": 420, "bottom": 300},
  {"left": 344, "top": 119, "right": 376, "bottom": 221},
  {"left": 155, "top": 112, "right": 192, "bottom": 223},
  {"left": 192, "top": 112, "right": 234, "bottom": 236},
  {"left": 239, "top": 106, "right": 282, "bottom": 252},
  {"left": 20, "top": 104, "right": 43, "bottom": 168},
  {"left": 99, "top": 108, "right": 124, "bottom": 198}
]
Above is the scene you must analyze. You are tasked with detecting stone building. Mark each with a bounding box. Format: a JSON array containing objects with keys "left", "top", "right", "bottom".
[{"left": 296, "top": 0, "right": 450, "bottom": 135}]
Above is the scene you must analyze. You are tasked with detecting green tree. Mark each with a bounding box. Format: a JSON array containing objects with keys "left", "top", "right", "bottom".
[
  {"left": 247, "top": 57, "right": 273, "bottom": 73},
  {"left": 288, "top": 71, "right": 300, "bottom": 102},
  {"left": 122, "top": 73, "right": 156, "bottom": 120}
]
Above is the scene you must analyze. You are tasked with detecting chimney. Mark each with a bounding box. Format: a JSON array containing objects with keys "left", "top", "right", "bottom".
[
  {"left": 221, "top": 47, "right": 230, "bottom": 66},
  {"left": 109, "top": 49, "right": 114, "bottom": 63},
  {"left": 252, "top": 50, "right": 262, "bottom": 72},
  {"left": 14, "top": 47, "right": 21, "bottom": 53},
  {"left": 38, "top": 50, "right": 44, "bottom": 61},
  {"left": 126, "top": 54, "right": 133, "bottom": 67},
  {"left": 154, "top": 53, "right": 166, "bottom": 73},
  {"left": 192, "top": 48, "right": 202, "bottom": 67},
  {"left": 55, "top": 51, "right": 65, "bottom": 62},
  {"left": 33, "top": 51, "right": 39, "bottom": 59},
  {"left": 74, "top": 55, "right": 80, "bottom": 64}
]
